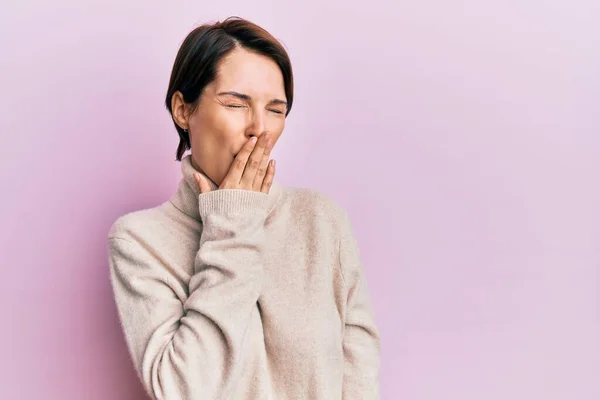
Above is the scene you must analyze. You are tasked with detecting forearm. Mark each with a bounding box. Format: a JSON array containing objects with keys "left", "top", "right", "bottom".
[{"left": 109, "top": 190, "right": 270, "bottom": 400}]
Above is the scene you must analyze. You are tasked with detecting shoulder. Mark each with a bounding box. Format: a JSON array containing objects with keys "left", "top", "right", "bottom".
[
  {"left": 280, "top": 185, "right": 350, "bottom": 228},
  {"left": 106, "top": 205, "right": 171, "bottom": 275},
  {"left": 107, "top": 203, "right": 169, "bottom": 242}
]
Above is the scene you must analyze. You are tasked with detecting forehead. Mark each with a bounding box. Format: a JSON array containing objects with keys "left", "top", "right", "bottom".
[{"left": 214, "top": 47, "right": 285, "bottom": 96}]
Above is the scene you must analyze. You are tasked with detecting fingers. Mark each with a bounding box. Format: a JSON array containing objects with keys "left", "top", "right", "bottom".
[
  {"left": 194, "top": 172, "right": 212, "bottom": 194},
  {"left": 224, "top": 136, "right": 258, "bottom": 186},
  {"left": 241, "top": 133, "right": 271, "bottom": 187},
  {"left": 252, "top": 136, "right": 274, "bottom": 191},
  {"left": 221, "top": 133, "right": 276, "bottom": 192},
  {"left": 260, "top": 159, "right": 275, "bottom": 194}
]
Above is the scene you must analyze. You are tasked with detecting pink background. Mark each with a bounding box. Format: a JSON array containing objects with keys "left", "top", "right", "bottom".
[{"left": 1, "top": 1, "right": 599, "bottom": 399}]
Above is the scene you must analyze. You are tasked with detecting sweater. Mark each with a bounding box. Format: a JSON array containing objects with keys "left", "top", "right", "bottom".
[{"left": 107, "top": 155, "right": 380, "bottom": 400}]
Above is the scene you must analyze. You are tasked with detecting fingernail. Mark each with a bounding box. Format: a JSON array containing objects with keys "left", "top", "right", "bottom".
[{"left": 250, "top": 137, "right": 257, "bottom": 143}]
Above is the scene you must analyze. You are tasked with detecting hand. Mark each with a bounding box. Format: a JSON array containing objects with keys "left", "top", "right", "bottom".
[{"left": 194, "top": 134, "right": 276, "bottom": 194}]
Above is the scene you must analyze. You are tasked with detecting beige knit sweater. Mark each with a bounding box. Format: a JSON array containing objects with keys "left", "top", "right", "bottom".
[{"left": 108, "top": 155, "right": 380, "bottom": 400}]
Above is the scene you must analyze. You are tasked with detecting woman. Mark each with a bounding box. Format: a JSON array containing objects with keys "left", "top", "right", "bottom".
[{"left": 108, "top": 16, "right": 380, "bottom": 400}]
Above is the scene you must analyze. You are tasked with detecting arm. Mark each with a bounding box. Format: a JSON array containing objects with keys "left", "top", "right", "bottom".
[
  {"left": 108, "top": 190, "right": 269, "bottom": 400},
  {"left": 339, "top": 210, "right": 381, "bottom": 400}
]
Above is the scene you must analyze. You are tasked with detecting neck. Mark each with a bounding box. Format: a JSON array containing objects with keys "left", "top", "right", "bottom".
[
  {"left": 190, "top": 156, "right": 218, "bottom": 187},
  {"left": 169, "top": 154, "right": 282, "bottom": 221}
]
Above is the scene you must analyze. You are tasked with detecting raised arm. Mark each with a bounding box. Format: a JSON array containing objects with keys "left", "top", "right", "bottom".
[{"left": 109, "top": 189, "right": 269, "bottom": 400}]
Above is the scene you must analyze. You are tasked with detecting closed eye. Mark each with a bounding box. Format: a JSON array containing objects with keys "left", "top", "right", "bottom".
[{"left": 227, "top": 105, "right": 283, "bottom": 114}]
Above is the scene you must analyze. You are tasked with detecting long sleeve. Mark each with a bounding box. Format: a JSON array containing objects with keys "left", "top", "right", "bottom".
[
  {"left": 339, "top": 210, "right": 381, "bottom": 400},
  {"left": 108, "top": 189, "right": 270, "bottom": 400}
]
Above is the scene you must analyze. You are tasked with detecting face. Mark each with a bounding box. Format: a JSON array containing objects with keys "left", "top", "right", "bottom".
[{"left": 171, "top": 46, "right": 287, "bottom": 186}]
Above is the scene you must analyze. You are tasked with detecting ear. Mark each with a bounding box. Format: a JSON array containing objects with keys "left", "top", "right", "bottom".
[{"left": 171, "top": 91, "right": 189, "bottom": 130}]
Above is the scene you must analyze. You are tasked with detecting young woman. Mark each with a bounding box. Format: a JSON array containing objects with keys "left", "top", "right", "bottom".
[{"left": 108, "top": 16, "right": 380, "bottom": 400}]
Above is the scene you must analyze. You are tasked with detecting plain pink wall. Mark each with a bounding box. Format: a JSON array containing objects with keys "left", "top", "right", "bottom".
[{"left": 1, "top": 1, "right": 599, "bottom": 399}]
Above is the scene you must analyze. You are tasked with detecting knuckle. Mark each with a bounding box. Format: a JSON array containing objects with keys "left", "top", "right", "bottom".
[
  {"left": 240, "top": 148, "right": 252, "bottom": 157},
  {"left": 248, "top": 159, "right": 260, "bottom": 170},
  {"left": 234, "top": 158, "right": 246, "bottom": 170}
]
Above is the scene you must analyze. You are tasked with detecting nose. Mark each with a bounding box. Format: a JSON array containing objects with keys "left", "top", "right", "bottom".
[{"left": 244, "top": 109, "right": 267, "bottom": 139}]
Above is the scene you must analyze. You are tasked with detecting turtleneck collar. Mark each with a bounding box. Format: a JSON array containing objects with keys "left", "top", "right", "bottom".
[{"left": 169, "top": 154, "right": 282, "bottom": 221}]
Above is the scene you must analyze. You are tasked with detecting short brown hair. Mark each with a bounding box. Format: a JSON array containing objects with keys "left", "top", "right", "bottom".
[{"left": 165, "top": 16, "right": 294, "bottom": 161}]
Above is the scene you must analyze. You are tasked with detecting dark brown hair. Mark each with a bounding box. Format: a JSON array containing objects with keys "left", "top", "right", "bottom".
[{"left": 165, "top": 16, "right": 294, "bottom": 161}]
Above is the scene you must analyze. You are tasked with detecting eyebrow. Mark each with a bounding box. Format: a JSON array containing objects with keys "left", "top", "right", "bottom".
[{"left": 217, "top": 91, "right": 287, "bottom": 107}]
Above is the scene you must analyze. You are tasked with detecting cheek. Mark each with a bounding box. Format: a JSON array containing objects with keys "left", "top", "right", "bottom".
[
  {"left": 191, "top": 109, "right": 240, "bottom": 147},
  {"left": 187, "top": 112, "right": 206, "bottom": 137},
  {"left": 213, "top": 115, "right": 244, "bottom": 151},
  {"left": 212, "top": 108, "right": 246, "bottom": 134},
  {"left": 271, "top": 124, "right": 285, "bottom": 144}
]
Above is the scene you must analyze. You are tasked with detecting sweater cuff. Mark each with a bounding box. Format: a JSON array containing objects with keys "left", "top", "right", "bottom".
[{"left": 197, "top": 189, "right": 269, "bottom": 217}]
